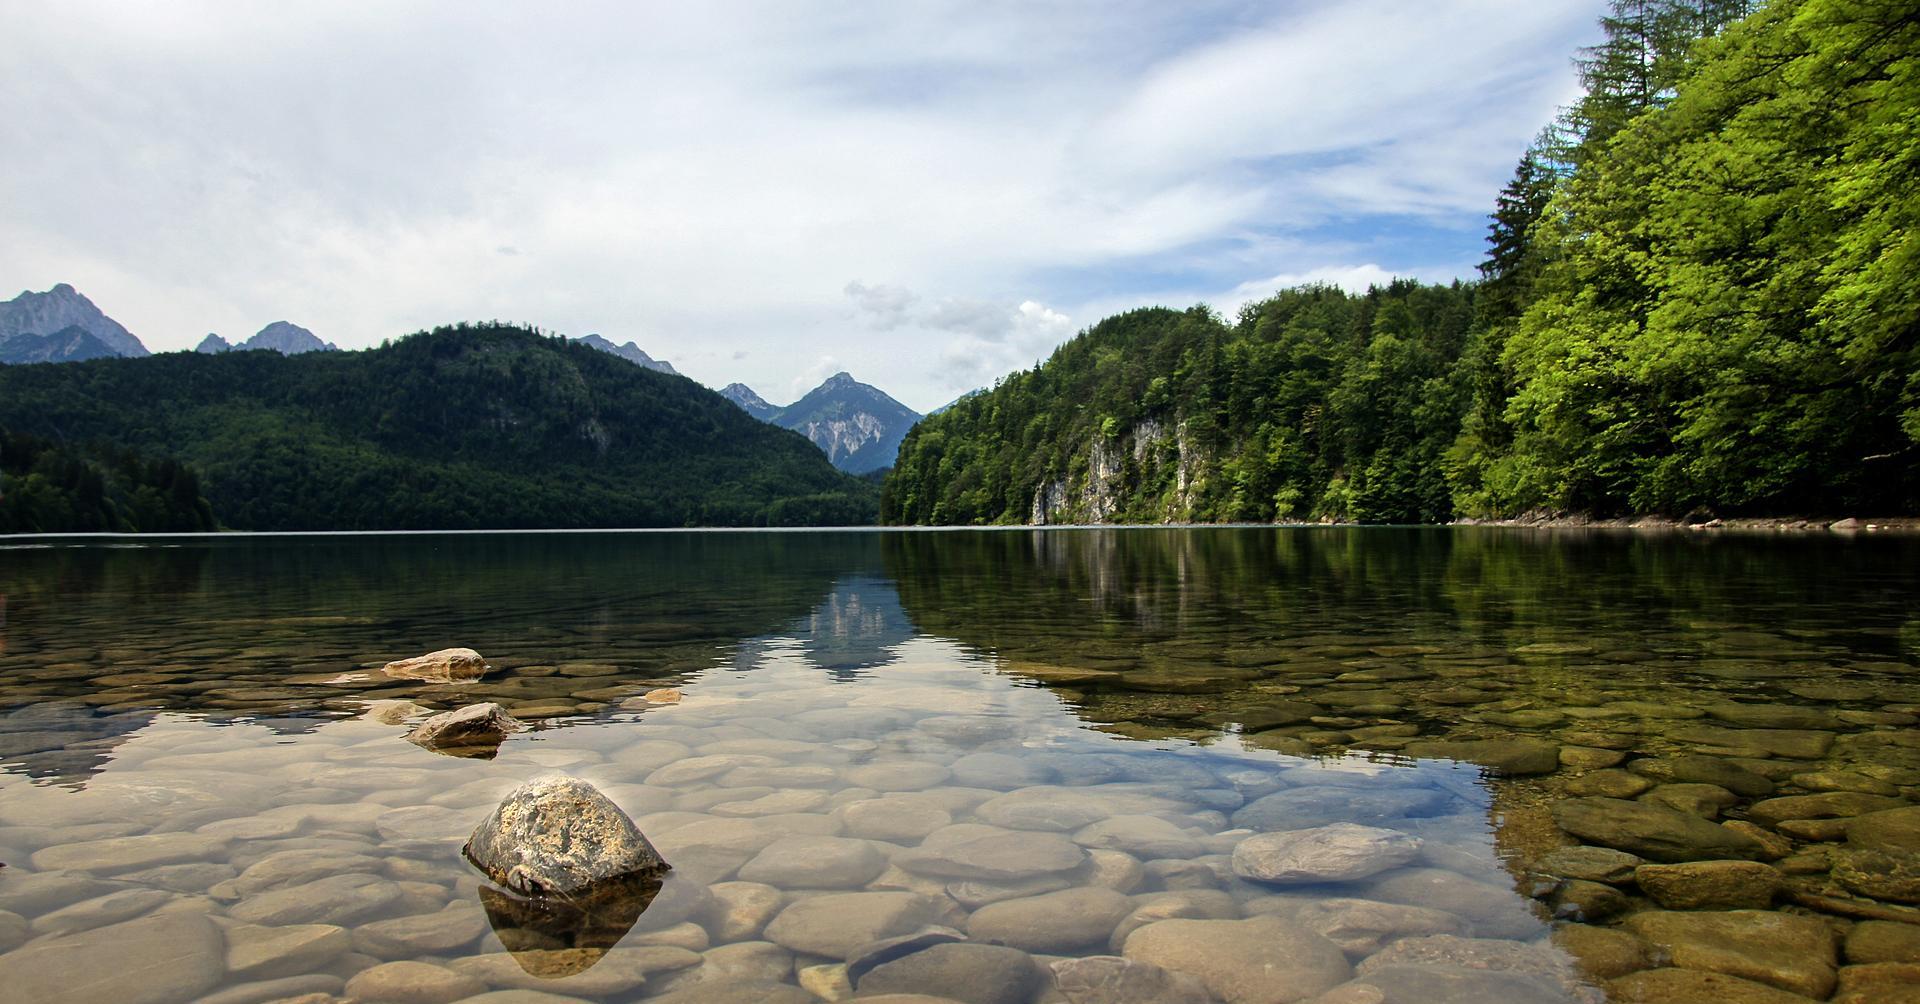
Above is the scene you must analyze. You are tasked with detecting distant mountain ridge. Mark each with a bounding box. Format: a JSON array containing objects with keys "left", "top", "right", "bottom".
[
  {"left": 197, "top": 322, "right": 335, "bottom": 355},
  {"left": 722, "top": 372, "right": 922, "bottom": 475},
  {"left": 0, "top": 284, "right": 149, "bottom": 358},
  {"left": 574, "top": 334, "right": 678, "bottom": 375},
  {"left": 0, "top": 323, "right": 877, "bottom": 529}
]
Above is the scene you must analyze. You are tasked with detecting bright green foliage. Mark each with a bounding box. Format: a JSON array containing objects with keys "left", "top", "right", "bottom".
[
  {"left": 1484, "top": 0, "right": 1920, "bottom": 515},
  {"left": 0, "top": 428, "right": 216, "bottom": 534},
  {"left": 0, "top": 324, "right": 878, "bottom": 530},
  {"left": 883, "top": 283, "right": 1476, "bottom": 525},
  {"left": 892, "top": 0, "right": 1916, "bottom": 524}
]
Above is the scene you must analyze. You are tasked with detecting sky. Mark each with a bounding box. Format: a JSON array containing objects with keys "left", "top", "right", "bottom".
[{"left": 1, "top": 1, "right": 1605, "bottom": 413}]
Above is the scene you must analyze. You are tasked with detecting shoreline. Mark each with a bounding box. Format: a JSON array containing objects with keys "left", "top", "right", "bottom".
[{"left": 1451, "top": 514, "right": 1920, "bottom": 533}]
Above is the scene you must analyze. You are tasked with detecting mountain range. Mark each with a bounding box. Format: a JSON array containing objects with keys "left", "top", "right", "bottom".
[
  {"left": 0, "top": 323, "right": 876, "bottom": 530},
  {"left": 721, "top": 373, "right": 923, "bottom": 475},
  {"left": 196, "top": 322, "right": 336, "bottom": 355},
  {"left": 1, "top": 281, "right": 925, "bottom": 478}
]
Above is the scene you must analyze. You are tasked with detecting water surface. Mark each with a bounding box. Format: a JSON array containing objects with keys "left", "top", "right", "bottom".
[{"left": 0, "top": 528, "right": 1916, "bottom": 1003}]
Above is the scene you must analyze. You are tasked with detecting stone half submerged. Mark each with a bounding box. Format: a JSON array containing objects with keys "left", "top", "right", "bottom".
[
  {"left": 465, "top": 776, "right": 670, "bottom": 897},
  {"left": 383, "top": 647, "right": 491, "bottom": 682},
  {"left": 464, "top": 776, "right": 673, "bottom": 977}
]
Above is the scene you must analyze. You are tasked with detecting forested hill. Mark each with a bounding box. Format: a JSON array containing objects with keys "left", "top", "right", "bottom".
[
  {"left": 885, "top": 0, "right": 1919, "bottom": 525},
  {"left": 0, "top": 324, "right": 877, "bottom": 530},
  {"left": 883, "top": 285, "right": 1478, "bottom": 525}
]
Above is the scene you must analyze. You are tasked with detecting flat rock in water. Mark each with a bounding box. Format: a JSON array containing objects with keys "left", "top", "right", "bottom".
[
  {"left": 855, "top": 943, "right": 1039, "bottom": 1004},
  {"left": 965, "top": 886, "right": 1134, "bottom": 953},
  {"left": 0, "top": 912, "right": 224, "bottom": 1004},
  {"left": 736, "top": 835, "right": 885, "bottom": 889},
  {"left": 465, "top": 776, "right": 668, "bottom": 896},
  {"left": 1749, "top": 792, "right": 1906, "bottom": 827},
  {"left": 1623, "top": 909, "right": 1838, "bottom": 998},
  {"left": 1050, "top": 955, "right": 1213, "bottom": 1004},
  {"left": 763, "top": 892, "right": 953, "bottom": 959},
  {"left": 1636, "top": 861, "right": 1782, "bottom": 910},
  {"left": 1230, "top": 786, "right": 1449, "bottom": 831},
  {"left": 1122, "top": 916, "right": 1353, "bottom": 1004},
  {"left": 1349, "top": 964, "right": 1569, "bottom": 1004},
  {"left": 1847, "top": 806, "right": 1920, "bottom": 853},
  {"left": 1403, "top": 738, "right": 1561, "bottom": 776},
  {"left": 1608, "top": 968, "right": 1826, "bottom": 1004},
  {"left": 1288, "top": 897, "right": 1471, "bottom": 956},
  {"left": 1230, "top": 823, "right": 1422, "bottom": 885},
  {"left": 894, "top": 829, "right": 1086, "bottom": 880},
  {"left": 1538, "top": 846, "right": 1643, "bottom": 884},
  {"left": 1666, "top": 725, "right": 1835, "bottom": 759},
  {"left": 1832, "top": 846, "right": 1920, "bottom": 903},
  {"left": 1551, "top": 797, "right": 1767, "bottom": 863},
  {"left": 404, "top": 702, "right": 526, "bottom": 757}
]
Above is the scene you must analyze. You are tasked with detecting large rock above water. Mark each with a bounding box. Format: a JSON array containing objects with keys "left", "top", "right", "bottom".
[
  {"left": 1123, "top": 916, "right": 1352, "bottom": 1004},
  {"left": 465, "top": 776, "right": 668, "bottom": 896},
  {"left": 1231, "top": 823, "right": 1422, "bottom": 885},
  {"left": 384, "top": 647, "right": 491, "bottom": 682},
  {"left": 1551, "top": 797, "right": 1767, "bottom": 862}
]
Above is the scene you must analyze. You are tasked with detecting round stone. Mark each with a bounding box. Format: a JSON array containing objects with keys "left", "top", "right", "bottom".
[{"left": 1231, "top": 823, "right": 1422, "bottom": 885}]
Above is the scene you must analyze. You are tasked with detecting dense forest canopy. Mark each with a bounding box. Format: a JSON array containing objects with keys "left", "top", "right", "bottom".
[
  {"left": 0, "top": 429, "right": 217, "bottom": 534},
  {"left": 0, "top": 324, "right": 877, "bottom": 531},
  {"left": 886, "top": 0, "right": 1918, "bottom": 525}
]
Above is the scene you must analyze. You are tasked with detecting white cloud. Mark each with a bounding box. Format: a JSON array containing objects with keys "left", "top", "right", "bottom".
[{"left": 0, "top": 1, "right": 1606, "bottom": 412}]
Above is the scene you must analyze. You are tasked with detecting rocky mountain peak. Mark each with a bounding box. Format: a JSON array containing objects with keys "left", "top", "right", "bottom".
[
  {"left": 241, "top": 321, "right": 334, "bottom": 354},
  {"left": 195, "top": 333, "right": 233, "bottom": 354},
  {"left": 0, "top": 283, "right": 149, "bottom": 359},
  {"left": 574, "top": 334, "right": 679, "bottom": 375}
]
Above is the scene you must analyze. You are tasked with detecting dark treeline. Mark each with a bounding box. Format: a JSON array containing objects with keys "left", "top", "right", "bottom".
[
  {"left": 0, "top": 323, "right": 877, "bottom": 531},
  {"left": 0, "top": 428, "right": 217, "bottom": 534},
  {"left": 886, "top": 0, "right": 1919, "bottom": 524}
]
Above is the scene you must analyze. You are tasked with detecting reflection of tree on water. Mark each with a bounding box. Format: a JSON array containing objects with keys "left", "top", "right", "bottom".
[{"left": 730, "top": 575, "right": 916, "bottom": 680}]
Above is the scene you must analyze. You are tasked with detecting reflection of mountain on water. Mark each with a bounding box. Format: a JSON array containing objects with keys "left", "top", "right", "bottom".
[
  {"left": 733, "top": 575, "right": 916, "bottom": 680},
  {"left": 0, "top": 702, "right": 154, "bottom": 785},
  {"left": 0, "top": 532, "right": 887, "bottom": 784}
]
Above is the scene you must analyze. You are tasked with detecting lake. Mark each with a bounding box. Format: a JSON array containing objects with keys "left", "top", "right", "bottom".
[{"left": 0, "top": 527, "right": 1916, "bottom": 1004}]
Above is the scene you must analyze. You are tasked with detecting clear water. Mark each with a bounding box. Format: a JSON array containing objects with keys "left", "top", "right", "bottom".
[{"left": 0, "top": 528, "right": 1916, "bottom": 1003}]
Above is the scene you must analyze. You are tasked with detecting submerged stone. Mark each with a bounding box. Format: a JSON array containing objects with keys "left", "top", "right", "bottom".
[
  {"left": 1230, "top": 823, "right": 1422, "bottom": 885},
  {"left": 1551, "top": 797, "right": 1767, "bottom": 862},
  {"left": 465, "top": 776, "right": 669, "bottom": 897},
  {"left": 1122, "top": 916, "right": 1352, "bottom": 1004}
]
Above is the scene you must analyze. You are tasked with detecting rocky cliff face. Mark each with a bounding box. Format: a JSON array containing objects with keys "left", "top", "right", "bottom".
[
  {"left": 0, "top": 284, "right": 149, "bottom": 358},
  {"left": 720, "top": 372, "right": 922, "bottom": 474},
  {"left": 195, "top": 333, "right": 233, "bottom": 354},
  {"left": 575, "top": 334, "right": 678, "bottom": 375},
  {"left": 1029, "top": 418, "right": 1209, "bottom": 525}
]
